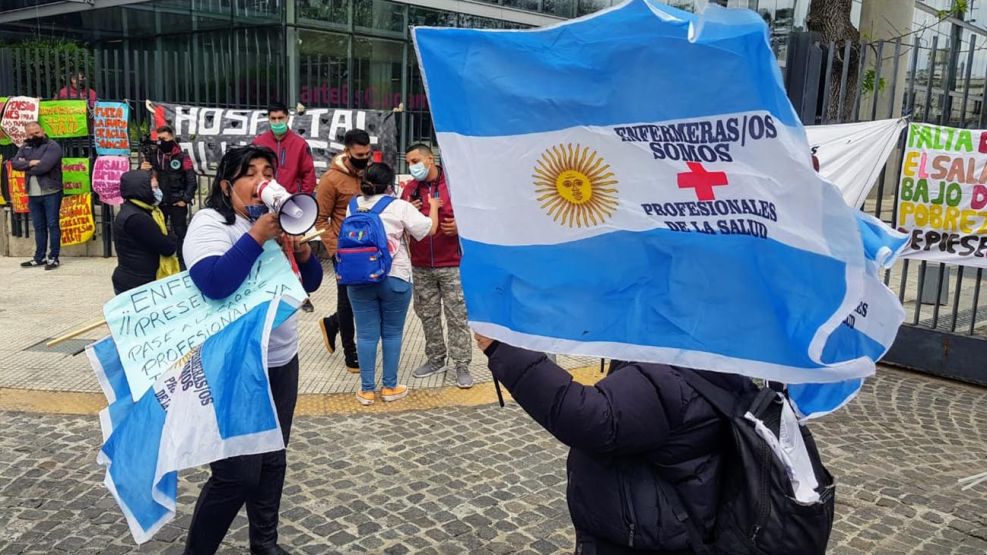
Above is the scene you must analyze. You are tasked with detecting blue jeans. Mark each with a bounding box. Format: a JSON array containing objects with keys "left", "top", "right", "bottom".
[
  {"left": 28, "top": 191, "right": 63, "bottom": 262},
  {"left": 348, "top": 277, "right": 413, "bottom": 392}
]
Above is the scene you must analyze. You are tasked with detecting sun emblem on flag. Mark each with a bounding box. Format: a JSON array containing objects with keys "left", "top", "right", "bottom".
[{"left": 533, "top": 144, "right": 618, "bottom": 228}]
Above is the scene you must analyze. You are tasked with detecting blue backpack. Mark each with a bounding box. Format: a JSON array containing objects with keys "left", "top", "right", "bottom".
[{"left": 335, "top": 196, "right": 395, "bottom": 285}]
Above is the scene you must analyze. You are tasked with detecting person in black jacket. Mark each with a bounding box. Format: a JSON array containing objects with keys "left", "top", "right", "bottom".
[
  {"left": 140, "top": 125, "right": 197, "bottom": 268},
  {"left": 111, "top": 170, "right": 178, "bottom": 294},
  {"left": 476, "top": 335, "right": 756, "bottom": 555}
]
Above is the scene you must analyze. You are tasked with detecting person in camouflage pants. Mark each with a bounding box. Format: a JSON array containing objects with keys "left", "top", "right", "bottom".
[
  {"left": 412, "top": 266, "right": 472, "bottom": 382},
  {"left": 401, "top": 144, "right": 474, "bottom": 388}
]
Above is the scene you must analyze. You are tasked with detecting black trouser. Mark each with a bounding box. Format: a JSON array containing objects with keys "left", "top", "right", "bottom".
[
  {"left": 184, "top": 356, "right": 299, "bottom": 555},
  {"left": 332, "top": 259, "right": 357, "bottom": 363},
  {"left": 162, "top": 203, "right": 189, "bottom": 269}
]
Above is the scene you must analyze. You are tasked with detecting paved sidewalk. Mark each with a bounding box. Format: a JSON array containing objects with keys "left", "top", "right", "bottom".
[
  {"left": 0, "top": 255, "right": 597, "bottom": 396},
  {"left": 2, "top": 367, "right": 987, "bottom": 554}
]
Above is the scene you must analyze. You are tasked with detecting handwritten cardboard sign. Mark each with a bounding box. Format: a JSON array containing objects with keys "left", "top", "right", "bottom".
[
  {"left": 94, "top": 101, "right": 130, "bottom": 155},
  {"left": 6, "top": 161, "right": 29, "bottom": 213},
  {"left": 39, "top": 100, "right": 88, "bottom": 138},
  {"left": 103, "top": 241, "right": 308, "bottom": 399},
  {"left": 60, "top": 192, "right": 95, "bottom": 246},
  {"left": 62, "top": 157, "right": 91, "bottom": 196},
  {"left": 93, "top": 156, "right": 129, "bottom": 205},
  {"left": 1, "top": 96, "right": 40, "bottom": 147}
]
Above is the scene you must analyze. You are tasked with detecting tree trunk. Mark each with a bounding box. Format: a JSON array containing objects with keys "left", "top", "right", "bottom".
[{"left": 807, "top": 0, "right": 861, "bottom": 122}]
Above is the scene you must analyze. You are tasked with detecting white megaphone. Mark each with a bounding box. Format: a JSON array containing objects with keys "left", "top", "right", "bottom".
[{"left": 256, "top": 180, "right": 318, "bottom": 236}]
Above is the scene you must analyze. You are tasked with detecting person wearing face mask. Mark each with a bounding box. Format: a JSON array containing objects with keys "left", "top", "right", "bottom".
[
  {"left": 111, "top": 170, "right": 179, "bottom": 294},
  {"left": 140, "top": 124, "right": 197, "bottom": 269},
  {"left": 252, "top": 101, "right": 316, "bottom": 196},
  {"left": 11, "top": 122, "right": 64, "bottom": 270},
  {"left": 313, "top": 128, "right": 373, "bottom": 372},
  {"left": 400, "top": 144, "right": 474, "bottom": 389},
  {"left": 182, "top": 145, "right": 323, "bottom": 555}
]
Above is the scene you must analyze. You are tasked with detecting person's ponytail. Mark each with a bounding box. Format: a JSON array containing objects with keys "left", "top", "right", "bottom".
[{"left": 362, "top": 163, "right": 395, "bottom": 197}]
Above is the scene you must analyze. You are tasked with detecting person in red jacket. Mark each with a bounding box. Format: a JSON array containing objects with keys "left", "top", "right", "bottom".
[
  {"left": 401, "top": 144, "right": 474, "bottom": 389},
  {"left": 252, "top": 101, "right": 316, "bottom": 195}
]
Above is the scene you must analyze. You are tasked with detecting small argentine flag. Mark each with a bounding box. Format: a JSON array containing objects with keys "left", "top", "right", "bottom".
[
  {"left": 412, "top": 0, "right": 907, "bottom": 403},
  {"left": 88, "top": 298, "right": 296, "bottom": 543}
]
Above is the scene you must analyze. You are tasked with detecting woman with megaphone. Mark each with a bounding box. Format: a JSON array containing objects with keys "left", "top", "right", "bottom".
[{"left": 180, "top": 145, "right": 324, "bottom": 555}]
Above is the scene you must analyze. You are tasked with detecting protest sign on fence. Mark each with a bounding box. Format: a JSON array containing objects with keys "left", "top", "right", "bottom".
[
  {"left": 103, "top": 241, "right": 308, "bottom": 399},
  {"left": 898, "top": 122, "right": 987, "bottom": 267},
  {"left": 39, "top": 99, "right": 88, "bottom": 138},
  {"left": 60, "top": 193, "right": 95, "bottom": 246},
  {"left": 6, "top": 161, "right": 29, "bottom": 213},
  {"left": 62, "top": 157, "right": 91, "bottom": 195},
  {"left": 93, "top": 156, "right": 129, "bottom": 205},
  {"left": 1, "top": 96, "right": 40, "bottom": 146},
  {"left": 94, "top": 101, "right": 130, "bottom": 155},
  {"left": 147, "top": 101, "right": 398, "bottom": 174}
]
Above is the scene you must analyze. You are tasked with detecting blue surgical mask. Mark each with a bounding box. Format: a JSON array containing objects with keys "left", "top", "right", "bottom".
[
  {"left": 246, "top": 203, "right": 269, "bottom": 222},
  {"left": 409, "top": 162, "right": 429, "bottom": 181},
  {"left": 152, "top": 188, "right": 163, "bottom": 205}
]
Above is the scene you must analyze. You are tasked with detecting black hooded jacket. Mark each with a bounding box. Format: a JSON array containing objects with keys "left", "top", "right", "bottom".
[
  {"left": 486, "top": 343, "right": 756, "bottom": 553},
  {"left": 111, "top": 171, "right": 177, "bottom": 293}
]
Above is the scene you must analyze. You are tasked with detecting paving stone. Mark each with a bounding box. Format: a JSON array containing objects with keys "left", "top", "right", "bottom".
[{"left": 2, "top": 364, "right": 987, "bottom": 554}]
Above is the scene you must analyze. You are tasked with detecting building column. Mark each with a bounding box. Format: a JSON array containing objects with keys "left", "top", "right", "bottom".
[{"left": 858, "top": 0, "right": 914, "bottom": 120}]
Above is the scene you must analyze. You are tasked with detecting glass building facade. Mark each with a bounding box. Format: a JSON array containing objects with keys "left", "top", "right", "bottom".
[
  {"left": 0, "top": 0, "right": 814, "bottom": 150},
  {"left": 5, "top": 1, "right": 987, "bottom": 147}
]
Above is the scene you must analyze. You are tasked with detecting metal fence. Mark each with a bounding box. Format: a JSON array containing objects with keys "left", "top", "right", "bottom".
[
  {"left": 0, "top": 34, "right": 430, "bottom": 256},
  {"left": 786, "top": 31, "right": 987, "bottom": 384}
]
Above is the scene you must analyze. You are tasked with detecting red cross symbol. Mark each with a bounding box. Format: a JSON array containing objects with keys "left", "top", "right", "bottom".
[{"left": 677, "top": 162, "right": 729, "bottom": 201}]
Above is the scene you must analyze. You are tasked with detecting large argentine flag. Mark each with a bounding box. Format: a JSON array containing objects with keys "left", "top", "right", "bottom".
[
  {"left": 413, "top": 0, "right": 907, "bottom": 387},
  {"left": 88, "top": 298, "right": 295, "bottom": 543}
]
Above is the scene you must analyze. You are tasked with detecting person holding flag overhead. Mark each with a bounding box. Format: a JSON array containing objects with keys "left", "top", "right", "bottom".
[{"left": 181, "top": 145, "right": 323, "bottom": 555}]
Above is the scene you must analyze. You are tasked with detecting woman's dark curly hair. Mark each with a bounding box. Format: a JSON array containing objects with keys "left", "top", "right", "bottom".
[{"left": 205, "top": 145, "right": 278, "bottom": 224}]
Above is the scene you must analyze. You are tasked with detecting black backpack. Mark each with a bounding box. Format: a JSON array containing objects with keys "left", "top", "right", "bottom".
[{"left": 660, "top": 370, "right": 836, "bottom": 555}]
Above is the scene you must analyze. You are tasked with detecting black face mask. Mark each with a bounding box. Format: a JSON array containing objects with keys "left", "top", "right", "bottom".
[
  {"left": 26, "top": 136, "right": 45, "bottom": 147},
  {"left": 350, "top": 156, "right": 370, "bottom": 170},
  {"left": 158, "top": 140, "right": 176, "bottom": 152}
]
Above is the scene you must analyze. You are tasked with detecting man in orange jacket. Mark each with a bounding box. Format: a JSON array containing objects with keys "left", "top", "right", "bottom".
[{"left": 314, "top": 129, "right": 373, "bottom": 371}]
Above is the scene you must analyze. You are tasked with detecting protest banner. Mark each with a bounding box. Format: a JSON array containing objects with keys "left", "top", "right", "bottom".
[
  {"left": 103, "top": 241, "right": 308, "bottom": 399},
  {"left": 146, "top": 101, "right": 398, "bottom": 174},
  {"left": 59, "top": 193, "right": 95, "bottom": 246},
  {"left": 805, "top": 118, "right": 908, "bottom": 209},
  {"left": 38, "top": 99, "right": 88, "bottom": 138},
  {"left": 90, "top": 299, "right": 291, "bottom": 544},
  {"left": 414, "top": 0, "right": 908, "bottom": 418},
  {"left": 0, "top": 96, "right": 40, "bottom": 146},
  {"left": 92, "top": 155, "right": 129, "bottom": 205},
  {"left": 94, "top": 101, "right": 130, "bottom": 155},
  {"left": 62, "top": 157, "right": 91, "bottom": 195},
  {"left": 897, "top": 122, "right": 987, "bottom": 267},
  {"left": 0, "top": 97, "right": 9, "bottom": 145},
  {"left": 6, "top": 161, "right": 29, "bottom": 213}
]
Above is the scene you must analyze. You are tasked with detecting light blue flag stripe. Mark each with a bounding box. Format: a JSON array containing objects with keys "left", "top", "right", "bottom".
[
  {"left": 413, "top": 0, "right": 799, "bottom": 136},
  {"left": 202, "top": 300, "right": 294, "bottom": 439},
  {"left": 461, "top": 228, "right": 846, "bottom": 371}
]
